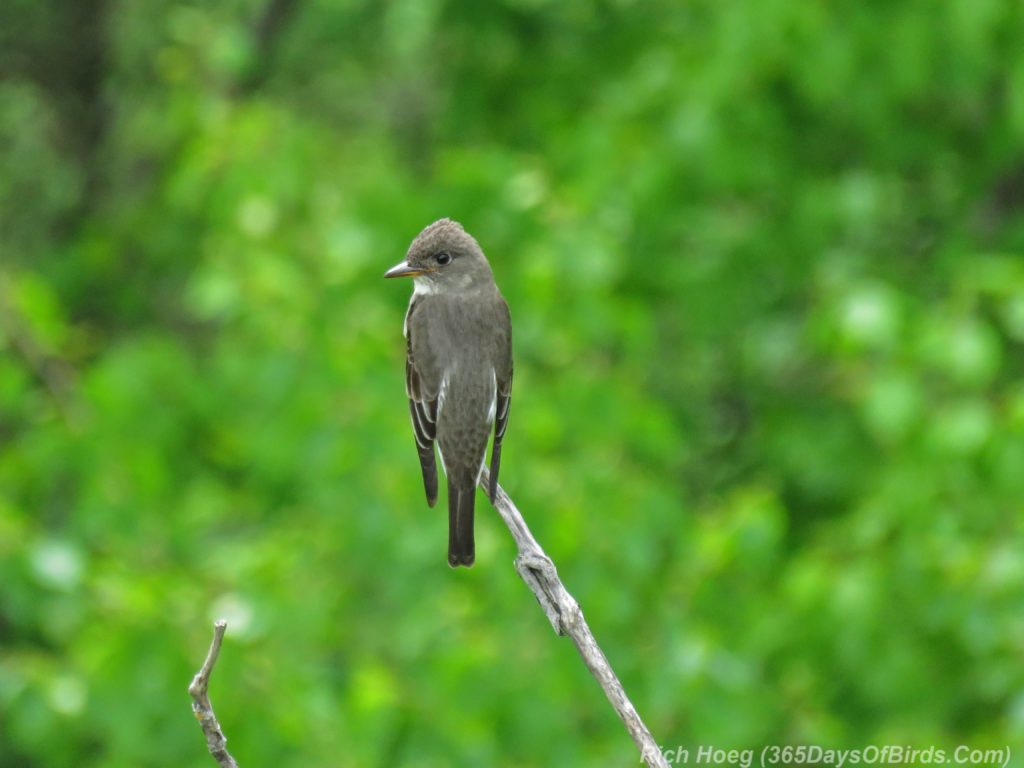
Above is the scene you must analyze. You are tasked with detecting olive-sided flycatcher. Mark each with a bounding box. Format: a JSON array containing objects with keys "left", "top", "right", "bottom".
[{"left": 384, "top": 219, "right": 513, "bottom": 567}]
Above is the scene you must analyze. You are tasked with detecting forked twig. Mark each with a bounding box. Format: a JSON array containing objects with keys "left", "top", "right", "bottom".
[{"left": 188, "top": 620, "right": 240, "bottom": 768}]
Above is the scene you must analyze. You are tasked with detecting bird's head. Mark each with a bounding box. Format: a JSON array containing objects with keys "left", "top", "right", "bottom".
[{"left": 384, "top": 218, "right": 494, "bottom": 293}]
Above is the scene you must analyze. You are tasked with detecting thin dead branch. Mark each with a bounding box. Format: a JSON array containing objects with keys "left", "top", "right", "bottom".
[
  {"left": 188, "top": 620, "right": 240, "bottom": 768},
  {"left": 479, "top": 468, "right": 670, "bottom": 768}
]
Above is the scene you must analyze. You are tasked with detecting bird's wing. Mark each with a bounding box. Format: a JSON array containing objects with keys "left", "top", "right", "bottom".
[
  {"left": 405, "top": 295, "right": 440, "bottom": 507},
  {"left": 488, "top": 298, "right": 513, "bottom": 503}
]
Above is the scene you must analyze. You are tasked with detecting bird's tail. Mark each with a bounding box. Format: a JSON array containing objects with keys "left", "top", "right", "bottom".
[{"left": 447, "top": 478, "right": 475, "bottom": 567}]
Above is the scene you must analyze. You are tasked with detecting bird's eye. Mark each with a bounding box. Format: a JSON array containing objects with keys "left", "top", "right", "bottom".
[{"left": 435, "top": 252, "right": 452, "bottom": 266}]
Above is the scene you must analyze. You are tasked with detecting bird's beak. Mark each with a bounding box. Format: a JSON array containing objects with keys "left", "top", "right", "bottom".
[{"left": 384, "top": 260, "right": 424, "bottom": 279}]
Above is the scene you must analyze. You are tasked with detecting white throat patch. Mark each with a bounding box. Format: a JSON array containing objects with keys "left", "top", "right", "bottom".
[{"left": 413, "top": 278, "right": 439, "bottom": 296}]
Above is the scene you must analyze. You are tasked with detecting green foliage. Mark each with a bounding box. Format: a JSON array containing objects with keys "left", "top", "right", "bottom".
[{"left": 2, "top": 1, "right": 1023, "bottom": 766}]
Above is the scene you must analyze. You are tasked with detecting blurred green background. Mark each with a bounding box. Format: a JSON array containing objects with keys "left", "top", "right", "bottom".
[{"left": 2, "top": 1, "right": 1024, "bottom": 766}]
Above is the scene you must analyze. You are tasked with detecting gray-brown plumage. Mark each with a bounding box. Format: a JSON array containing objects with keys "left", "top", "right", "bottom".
[{"left": 385, "top": 219, "right": 513, "bottom": 567}]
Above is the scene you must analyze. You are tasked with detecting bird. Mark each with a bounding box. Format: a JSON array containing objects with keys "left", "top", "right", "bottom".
[{"left": 384, "top": 219, "right": 513, "bottom": 567}]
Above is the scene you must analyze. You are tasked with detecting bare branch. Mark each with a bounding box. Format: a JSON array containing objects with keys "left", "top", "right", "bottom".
[
  {"left": 188, "top": 620, "right": 240, "bottom": 768},
  {"left": 186, "top": 488, "right": 669, "bottom": 767},
  {"left": 479, "top": 468, "right": 670, "bottom": 768}
]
